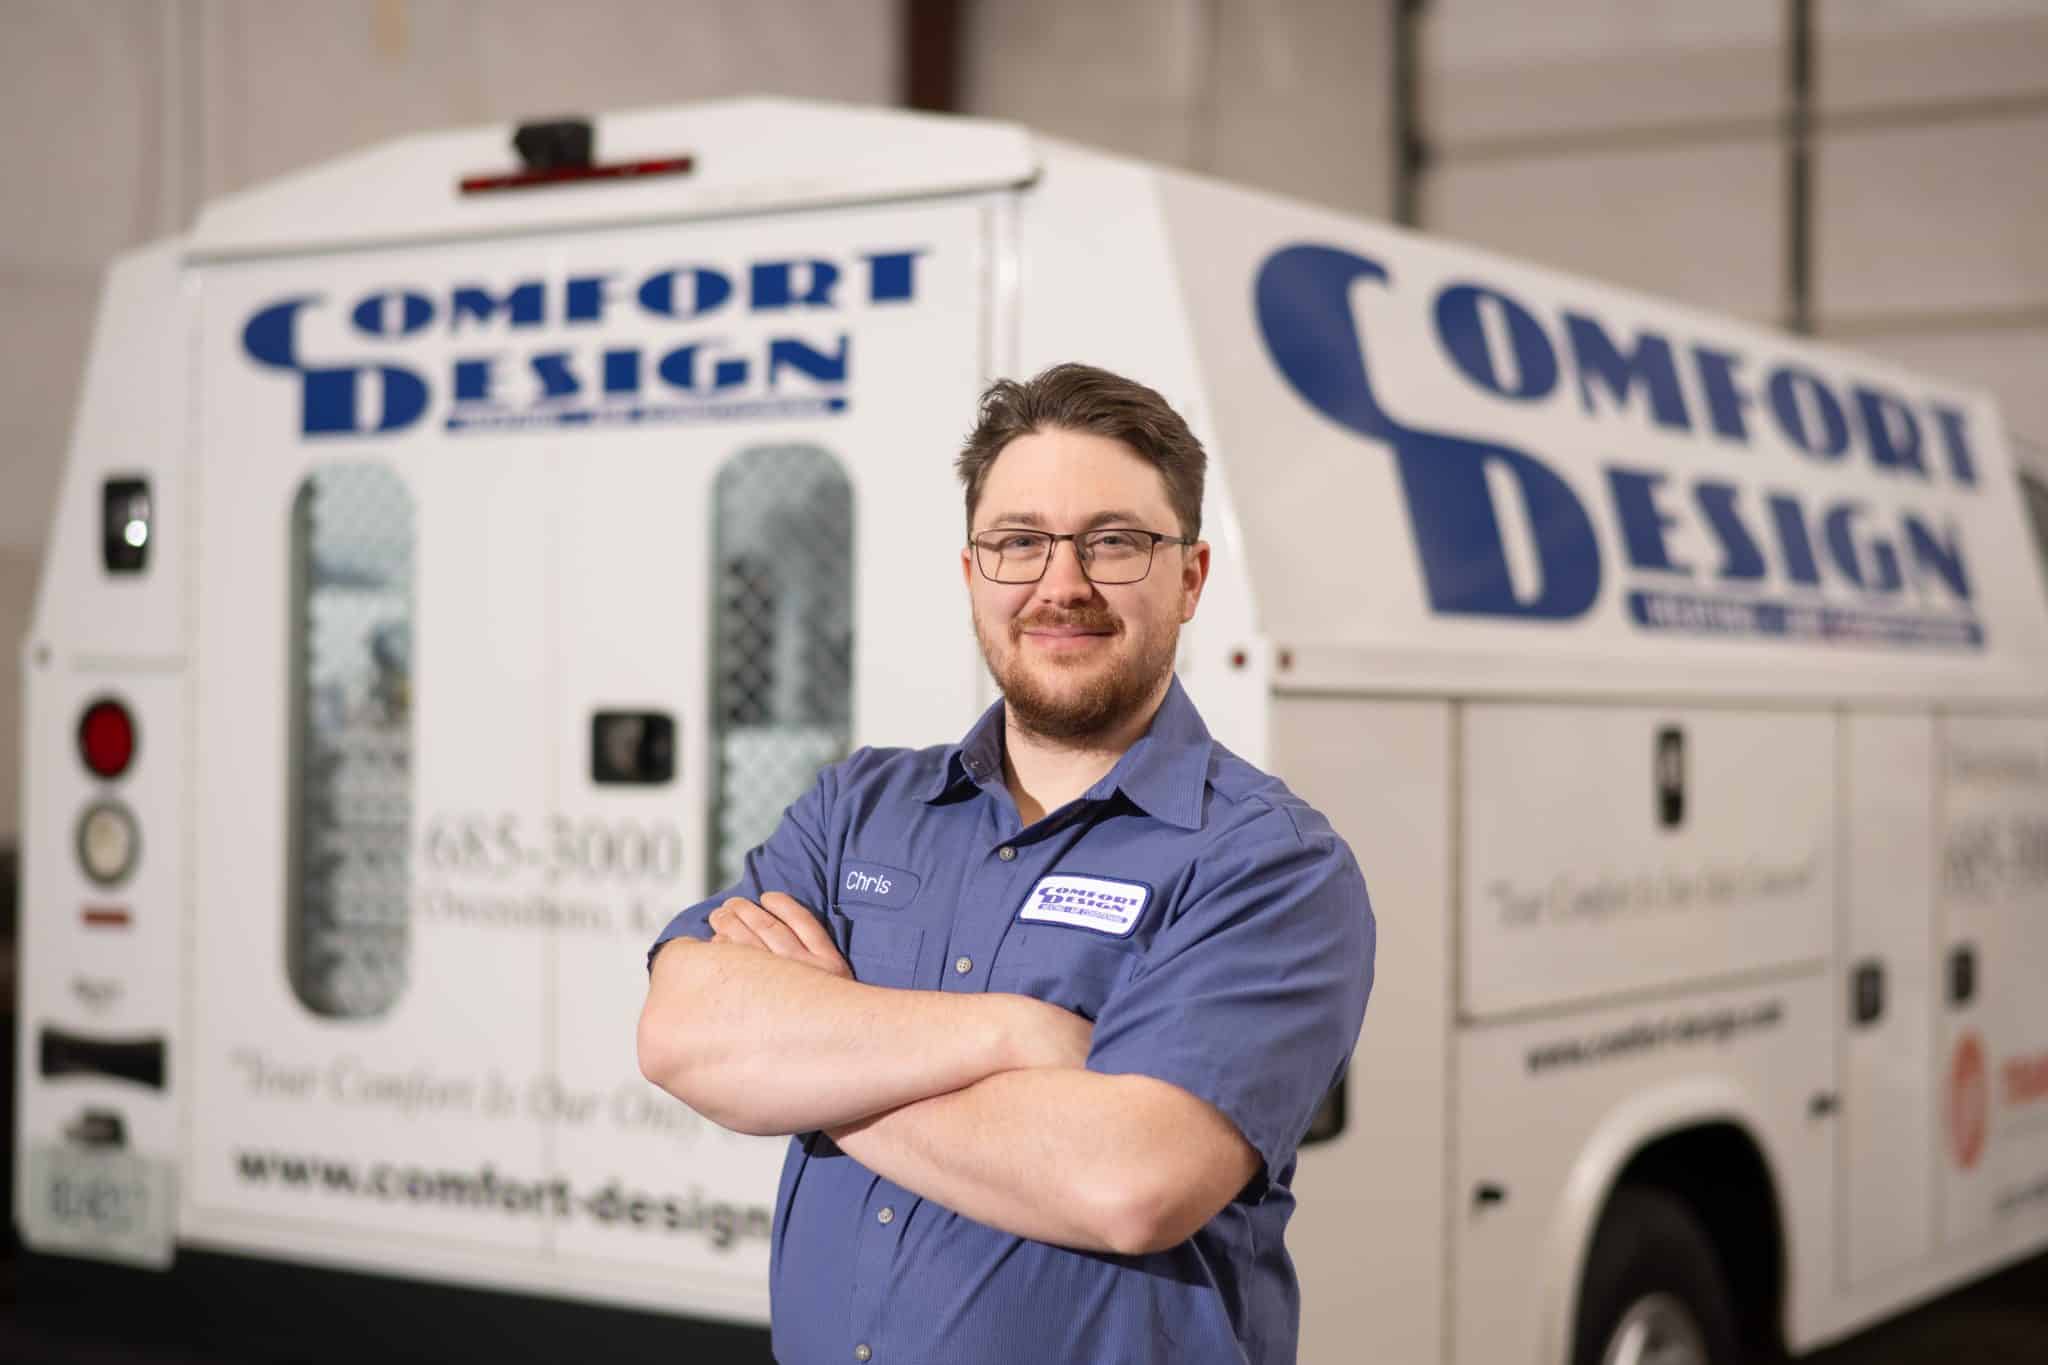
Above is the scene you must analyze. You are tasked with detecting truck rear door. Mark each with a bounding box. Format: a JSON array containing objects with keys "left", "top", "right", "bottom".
[{"left": 182, "top": 194, "right": 994, "bottom": 1318}]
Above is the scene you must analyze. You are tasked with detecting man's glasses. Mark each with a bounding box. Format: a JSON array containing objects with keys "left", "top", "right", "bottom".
[{"left": 969, "top": 528, "right": 1194, "bottom": 585}]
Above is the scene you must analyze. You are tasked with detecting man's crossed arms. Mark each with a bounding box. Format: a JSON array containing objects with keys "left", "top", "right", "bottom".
[{"left": 637, "top": 892, "right": 1259, "bottom": 1255}]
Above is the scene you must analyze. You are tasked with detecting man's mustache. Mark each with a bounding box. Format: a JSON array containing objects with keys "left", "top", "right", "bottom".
[{"left": 1013, "top": 609, "right": 1119, "bottom": 634}]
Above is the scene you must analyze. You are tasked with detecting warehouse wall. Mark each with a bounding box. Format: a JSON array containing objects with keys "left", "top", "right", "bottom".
[
  {"left": 1811, "top": 1, "right": 2048, "bottom": 449},
  {"left": 1419, "top": 1, "right": 1789, "bottom": 322},
  {"left": 963, "top": 0, "right": 1396, "bottom": 221},
  {"left": 1417, "top": 0, "right": 2047, "bottom": 444}
]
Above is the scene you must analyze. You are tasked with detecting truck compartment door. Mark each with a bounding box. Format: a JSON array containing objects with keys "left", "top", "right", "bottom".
[{"left": 1840, "top": 711, "right": 1936, "bottom": 1285}]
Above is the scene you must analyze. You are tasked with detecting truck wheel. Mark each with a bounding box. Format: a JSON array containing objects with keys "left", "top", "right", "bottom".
[{"left": 1573, "top": 1186, "right": 1742, "bottom": 1365}]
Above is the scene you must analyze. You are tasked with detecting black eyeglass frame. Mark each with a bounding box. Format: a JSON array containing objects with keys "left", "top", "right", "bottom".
[{"left": 968, "top": 527, "right": 1198, "bottom": 585}]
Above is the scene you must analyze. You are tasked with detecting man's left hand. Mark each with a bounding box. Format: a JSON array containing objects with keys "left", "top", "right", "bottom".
[{"left": 708, "top": 892, "right": 852, "bottom": 979}]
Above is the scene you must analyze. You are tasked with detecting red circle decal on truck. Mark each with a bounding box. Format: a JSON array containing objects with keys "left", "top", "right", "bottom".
[{"left": 1949, "top": 1032, "right": 1989, "bottom": 1172}]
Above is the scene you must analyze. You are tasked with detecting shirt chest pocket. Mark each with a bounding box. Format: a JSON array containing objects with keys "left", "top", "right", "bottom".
[
  {"left": 986, "top": 925, "right": 1140, "bottom": 1022},
  {"left": 839, "top": 911, "right": 924, "bottom": 989}
]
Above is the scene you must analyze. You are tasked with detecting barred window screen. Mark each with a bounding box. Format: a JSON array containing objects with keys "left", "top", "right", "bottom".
[
  {"left": 287, "top": 463, "right": 415, "bottom": 1019},
  {"left": 711, "top": 445, "right": 854, "bottom": 889}
]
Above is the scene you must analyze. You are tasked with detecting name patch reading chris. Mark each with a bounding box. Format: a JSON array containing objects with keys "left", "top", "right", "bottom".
[
  {"left": 1017, "top": 875, "right": 1151, "bottom": 938},
  {"left": 838, "top": 861, "right": 920, "bottom": 909}
]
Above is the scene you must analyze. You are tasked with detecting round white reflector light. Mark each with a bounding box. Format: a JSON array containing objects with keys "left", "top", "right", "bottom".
[{"left": 77, "top": 800, "right": 140, "bottom": 886}]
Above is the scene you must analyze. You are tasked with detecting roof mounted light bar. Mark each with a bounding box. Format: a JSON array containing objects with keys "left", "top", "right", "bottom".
[{"left": 460, "top": 116, "right": 693, "bottom": 195}]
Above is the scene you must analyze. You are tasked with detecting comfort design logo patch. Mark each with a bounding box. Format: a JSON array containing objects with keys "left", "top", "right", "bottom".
[{"left": 1018, "top": 875, "right": 1151, "bottom": 938}]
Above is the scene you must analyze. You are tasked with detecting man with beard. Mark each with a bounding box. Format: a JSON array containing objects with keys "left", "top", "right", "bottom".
[{"left": 639, "top": 362, "right": 1373, "bottom": 1365}]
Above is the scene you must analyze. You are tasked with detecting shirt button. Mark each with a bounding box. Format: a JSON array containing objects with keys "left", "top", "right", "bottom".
[
  {"left": 997, "top": 845, "right": 1016, "bottom": 861},
  {"left": 877, "top": 1205, "right": 895, "bottom": 1225},
  {"left": 954, "top": 956, "right": 973, "bottom": 975},
  {"left": 855, "top": 1347, "right": 872, "bottom": 1362}
]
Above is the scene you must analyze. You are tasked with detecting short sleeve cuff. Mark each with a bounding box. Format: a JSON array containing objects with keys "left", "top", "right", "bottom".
[
  {"left": 645, "top": 904, "right": 717, "bottom": 971},
  {"left": 1087, "top": 1045, "right": 1291, "bottom": 1196}
]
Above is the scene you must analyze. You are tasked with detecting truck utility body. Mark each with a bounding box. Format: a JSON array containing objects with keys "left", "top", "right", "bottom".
[{"left": 17, "top": 98, "right": 2048, "bottom": 1364}]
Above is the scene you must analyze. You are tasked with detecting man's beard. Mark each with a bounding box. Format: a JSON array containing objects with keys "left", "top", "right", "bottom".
[{"left": 973, "top": 603, "right": 1179, "bottom": 744}]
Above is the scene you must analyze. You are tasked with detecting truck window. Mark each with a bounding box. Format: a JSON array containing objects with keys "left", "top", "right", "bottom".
[
  {"left": 710, "top": 445, "right": 854, "bottom": 888},
  {"left": 2021, "top": 468, "right": 2048, "bottom": 583},
  {"left": 286, "top": 462, "right": 414, "bottom": 1019}
]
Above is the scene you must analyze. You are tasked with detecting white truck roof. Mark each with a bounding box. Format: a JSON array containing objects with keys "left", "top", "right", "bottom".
[{"left": 189, "top": 97, "right": 1037, "bottom": 259}]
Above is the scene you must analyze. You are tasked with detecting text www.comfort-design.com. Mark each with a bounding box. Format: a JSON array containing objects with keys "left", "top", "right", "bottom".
[{"left": 232, "top": 1150, "right": 771, "bottom": 1250}]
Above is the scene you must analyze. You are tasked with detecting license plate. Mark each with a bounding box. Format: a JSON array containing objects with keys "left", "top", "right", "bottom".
[{"left": 21, "top": 1143, "right": 175, "bottom": 1268}]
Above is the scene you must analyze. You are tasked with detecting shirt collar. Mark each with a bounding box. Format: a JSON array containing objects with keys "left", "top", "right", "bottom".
[
  {"left": 922, "top": 696, "right": 1009, "bottom": 803},
  {"left": 921, "top": 675, "right": 1212, "bottom": 831}
]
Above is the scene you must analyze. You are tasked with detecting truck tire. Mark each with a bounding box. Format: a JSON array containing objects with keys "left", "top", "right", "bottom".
[{"left": 1573, "top": 1186, "right": 1743, "bottom": 1365}]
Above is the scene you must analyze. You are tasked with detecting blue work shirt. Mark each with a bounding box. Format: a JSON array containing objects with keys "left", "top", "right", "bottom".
[{"left": 651, "top": 676, "right": 1374, "bottom": 1364}]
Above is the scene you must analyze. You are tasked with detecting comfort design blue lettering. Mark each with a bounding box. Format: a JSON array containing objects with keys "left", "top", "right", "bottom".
[
  {"left": 1253, "top": 242, "right": 1984, "bottom": 651},
  {"left": 241, "top": 251, "right": 926, "bottom": 437}
]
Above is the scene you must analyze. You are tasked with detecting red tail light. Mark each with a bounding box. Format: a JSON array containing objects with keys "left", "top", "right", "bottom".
[{"left": 79, "top": 698, "right": 137, "bottom": 779}]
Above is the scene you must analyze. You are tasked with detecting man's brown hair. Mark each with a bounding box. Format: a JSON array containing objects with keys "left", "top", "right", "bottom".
[{"left": 955, "top": 362, "right": 1206, "bottom": 538}]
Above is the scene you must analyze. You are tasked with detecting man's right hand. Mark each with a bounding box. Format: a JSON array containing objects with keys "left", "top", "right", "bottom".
[{"left": 707, "top": 892, "right": 852, "bottom": 979}]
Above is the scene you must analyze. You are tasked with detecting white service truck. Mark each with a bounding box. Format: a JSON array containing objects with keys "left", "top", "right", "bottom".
[{"left": 17, "top": 97, "right": 2048, "bottom": 1364}]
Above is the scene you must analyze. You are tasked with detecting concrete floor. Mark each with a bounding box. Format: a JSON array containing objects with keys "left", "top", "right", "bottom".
[
  {"left": 3, "top": 1246, "right": 2043, "bottom": 1363},
  {"left": 1805, "top": 1247, "right": 2048, "bottom": 1364}
]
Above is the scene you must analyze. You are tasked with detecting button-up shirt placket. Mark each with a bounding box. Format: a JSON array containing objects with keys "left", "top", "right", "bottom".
[
  {"left": 938, "top": 776, "right": 1024, "bottom": 996},
  {"left": 847, "top": 1172, "right": 903, "bottom": 1361},
  {"left": 946, "top": 778, "right": 1104, "bottom": 997},
  {"left": 846, "top": 789, "right": 1111, "bottom": 1358},
  {"left": 845, "top": 783, "right": 1031, "bottom": 1357}
]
